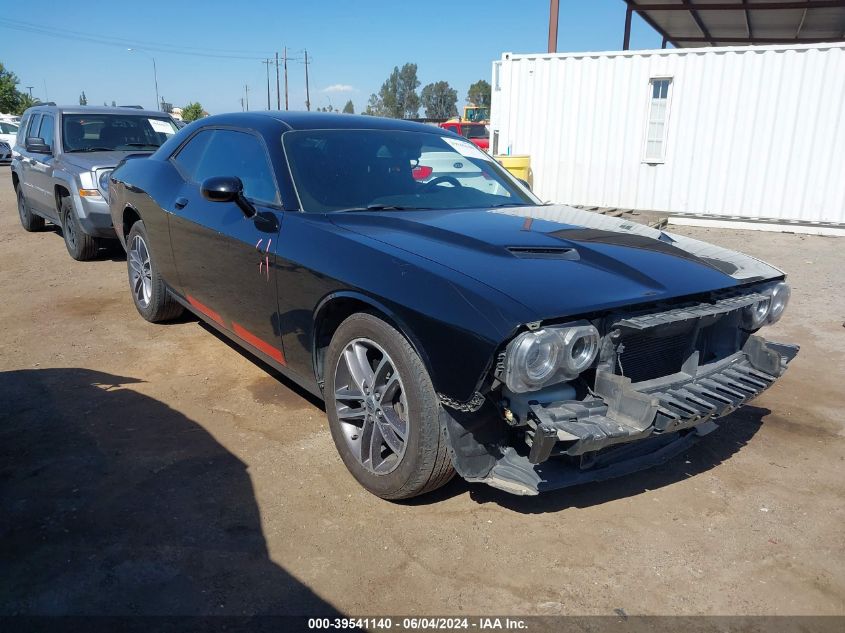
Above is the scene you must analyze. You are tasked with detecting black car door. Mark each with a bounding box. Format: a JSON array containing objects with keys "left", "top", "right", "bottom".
[{"left": 167, "top": 127, "right": 286, "bottom": 366}]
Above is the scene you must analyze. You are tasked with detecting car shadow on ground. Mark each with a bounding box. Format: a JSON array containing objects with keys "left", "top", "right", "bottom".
[
  {"left": 0, "top": 368, "right": 340, "bottom": 618},
  {"left": 40, "top": 224, "right": 127, "bottom": 262},
  {"left": 407, "top": 406, "right": 769, "bottom": 513}
]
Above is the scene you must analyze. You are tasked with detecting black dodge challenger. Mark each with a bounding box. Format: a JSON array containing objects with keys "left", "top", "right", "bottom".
[{"left": 108, "top": 112, "right": 797, "bottom": 499}]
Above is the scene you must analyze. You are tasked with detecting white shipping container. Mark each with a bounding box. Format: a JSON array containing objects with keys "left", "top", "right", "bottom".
[{"left": 491, "top": 43, "right": 845, "bottom": 227}]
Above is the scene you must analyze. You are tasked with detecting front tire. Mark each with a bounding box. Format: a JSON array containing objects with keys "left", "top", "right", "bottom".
[
  {"left": 60, "top": 196, "right": 99, "bottom": 261},
  {"left": 126, "top": 220, "right": 183, "bottom": 323},
  {"left": 325, "top": 313, "right": 455, "bottom": 500},
  {"left": 17, "top": 186, "right": 45, "bottom": 232}
]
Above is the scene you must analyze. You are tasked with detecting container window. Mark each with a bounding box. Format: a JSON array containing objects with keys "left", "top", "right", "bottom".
[{"left": 644, "top": 78, "right": 672, "bottom": 163}]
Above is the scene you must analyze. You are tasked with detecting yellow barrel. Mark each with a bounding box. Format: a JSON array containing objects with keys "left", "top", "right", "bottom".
[{"left": 494, "top": 154, "right": 532, "bottom": 187}]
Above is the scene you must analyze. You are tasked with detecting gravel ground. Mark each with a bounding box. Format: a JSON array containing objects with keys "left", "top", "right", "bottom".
[{"left": 1, "top": 165, "right": 843, "bottom": 617}]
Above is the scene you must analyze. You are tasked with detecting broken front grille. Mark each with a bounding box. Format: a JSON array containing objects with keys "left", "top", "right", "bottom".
[
  {"left": 616, "top": 328, "right": 693, "bottom": 383},
  {"left": 608, "top": 292, "right": 765, "bottom": 385}
]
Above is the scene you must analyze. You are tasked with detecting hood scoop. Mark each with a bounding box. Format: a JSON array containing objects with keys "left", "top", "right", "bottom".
[{"left": 506, "top": 246, "right": 580, "bottom": 261}]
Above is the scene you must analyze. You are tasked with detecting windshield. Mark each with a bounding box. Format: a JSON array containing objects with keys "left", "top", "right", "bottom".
[
  {"left": 463, "top": 124, "right": 489, "bottom": 139},
  {"left": 62, "top": 113, "right": 178, "bottom": 152},
  {"left": 283, "top": 129, "right": 538, "bottom": 213},
  {"left": 0, "top": 122, "right": 18, "bottom": 134}
]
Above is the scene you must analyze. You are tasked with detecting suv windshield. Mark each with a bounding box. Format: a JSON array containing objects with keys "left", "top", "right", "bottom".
[
  {"left": 283, "top": 129, "right": 537, "bottom": 213},
  {"left": 62, "top": 113, "right": 178, "bottom": 152}
]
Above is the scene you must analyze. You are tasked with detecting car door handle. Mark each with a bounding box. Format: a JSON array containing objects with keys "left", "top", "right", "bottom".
[{"left": 174, "top": 197, "right": 189, "bottom": 209}]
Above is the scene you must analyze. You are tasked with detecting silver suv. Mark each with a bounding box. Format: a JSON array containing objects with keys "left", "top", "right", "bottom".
[{"left": 11, "top": 105, "right": 179, "bottom": 260}]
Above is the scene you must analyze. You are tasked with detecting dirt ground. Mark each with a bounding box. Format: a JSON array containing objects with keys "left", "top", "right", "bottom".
[{"left": 1, "top": 164, "right": 843, "bottom": 618}]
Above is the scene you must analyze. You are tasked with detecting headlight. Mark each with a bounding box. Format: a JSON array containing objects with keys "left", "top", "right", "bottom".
[
  {"left": 767, "top": 281, "right": 790, "bottom": 323},
  {"left": 741, "top": 281, "right": 791, "bottom": 329},
  {"left": 742, "top": 296, "right": 770, "bottom": 330},
  {"left": 502, "top": 322, "right": 600, "bottom": 393},
  {"left": 97, "top": 169, "right": 113, "bottom": 201}
]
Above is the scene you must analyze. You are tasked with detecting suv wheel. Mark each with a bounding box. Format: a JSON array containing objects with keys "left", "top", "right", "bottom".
[
  {"left": 17, "top": 186, "right": 45, "bottom": 232},
  {"left": 60, "top": 196, "right": 99, "bottom": 261},
  {"left": 126, "top": 220, "right": 184, "bottom": 322},
  {"left": 325, "top": 313, "right": 455, "bottom": 500}
]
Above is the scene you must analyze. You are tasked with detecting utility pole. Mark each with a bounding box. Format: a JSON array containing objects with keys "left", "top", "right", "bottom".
[
  {"left": 240, "top": 97, "right": 245, "bottom": 112},
  {"left": 262, "top": 58, "right": 272, "bottom": 110},
  {"left": 25, "top": 86, "right": 34, "bottom": 98},
  {"left": 245, "top": 84, "right": 250, "bottom": 111},
  {"left": 548, "top": 0, "right": 559, "bottom": 53},
  {"left": 284, "top": 47, "right": 289, "bottom": 110},
  {"left": 304, "top": 49, "right": 311, "bottom": 112},
  {"left": 275, "top": 52, "right": 281, "bottom": 110}
]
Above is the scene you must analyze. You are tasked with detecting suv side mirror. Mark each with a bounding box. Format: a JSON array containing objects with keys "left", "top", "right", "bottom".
[
  {"left": 201, "top": 176, "right": 256, "bottom": 218},
  {"left": 25, "top": 137, "right": 51, "bottom": 154}
]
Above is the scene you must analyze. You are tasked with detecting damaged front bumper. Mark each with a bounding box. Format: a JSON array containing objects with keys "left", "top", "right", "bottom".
[{"left": 472, "top": 335, "right": 798, "bottom": 496}]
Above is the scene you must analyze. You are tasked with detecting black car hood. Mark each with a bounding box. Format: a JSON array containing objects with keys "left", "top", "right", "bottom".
[{"left": 331, "top": 205, "right": 783, "bottom": 321}]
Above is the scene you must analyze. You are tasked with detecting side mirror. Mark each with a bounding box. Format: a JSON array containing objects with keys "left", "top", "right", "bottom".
[
  {"left": 25, "top": 137, "right": 51, "bottom": 154},
  {"left": 201, "top": 176, "right": 256, "bottom": 218}
]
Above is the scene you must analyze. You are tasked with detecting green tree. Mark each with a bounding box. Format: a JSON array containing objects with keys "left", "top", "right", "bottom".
[
  {"left": 397, "top": 63, "right": 420, "bottom": 118},
  {"left": 420, "top": 81, "right": 457, "bottom": 119},
  {"left": 377, "top": 67, "right": 400, "bottom": 117},
  {"left": 0, "top": 62, "right": 34, "bottom": 115},
  {"left": 79, "top": 91, "right": 87, "bottom": 106},
  {"left": 467, "top": 79, "right": 491, "bottom": 108},
  {"left": 342, "top": 99, "right": 354, "bottom": 114},
  {"left": 181, "top": 102, "right": 204, "bottom": 122},
  {"left": 370, "top": 63, "right": 420, "bottom": 118},
  {"left": 363, "top": 93, "right": 386, "bottom": 116},
  {"left": 18, "top": 94, "right": 37, "bottom": 112}
]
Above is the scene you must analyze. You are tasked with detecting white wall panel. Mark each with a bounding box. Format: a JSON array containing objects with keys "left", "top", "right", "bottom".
[{"left": 491, "top": 43, "right": 845, "bottom": 225}]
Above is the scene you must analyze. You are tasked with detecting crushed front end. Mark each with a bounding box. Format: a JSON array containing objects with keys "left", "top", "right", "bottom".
[{"left": 460, "top": 284, "right": 799, "bottom": 496}]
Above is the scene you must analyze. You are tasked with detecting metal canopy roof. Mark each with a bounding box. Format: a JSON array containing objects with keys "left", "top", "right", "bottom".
[{"left": 623, "top": 0, "right": 845, "bottom": 48}]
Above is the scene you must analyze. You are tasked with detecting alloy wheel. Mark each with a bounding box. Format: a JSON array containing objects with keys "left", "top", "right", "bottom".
[
  {"left": 333, "top": 338, "right": 409, "bottom": 475},
  {"left": 63, "top": 210, "right": 77, "bottom": 250},
  {"left": 128, "top": 235, "right": 153, "bottom": 308}
]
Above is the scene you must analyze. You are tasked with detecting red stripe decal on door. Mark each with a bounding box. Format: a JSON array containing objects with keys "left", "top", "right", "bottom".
[
  {"left": 186, "top": 294, "right": 225, "bottom": 327},
  {"left": 232, "top": 322, "right": 286, "bottom": 365}
]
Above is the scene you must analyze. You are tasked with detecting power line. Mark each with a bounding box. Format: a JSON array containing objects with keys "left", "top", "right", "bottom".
[{"left": 0, "top": 18, "right": 276, "bottom": 60}]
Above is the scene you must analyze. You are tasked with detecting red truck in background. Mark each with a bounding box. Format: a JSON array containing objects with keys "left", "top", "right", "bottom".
[{"left": 439, "top": 120, "right": 490, "bottom": 151}]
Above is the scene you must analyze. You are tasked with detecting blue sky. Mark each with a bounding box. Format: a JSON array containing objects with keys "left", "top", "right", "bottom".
[{"left": 1, "top": 0, "right": 663, "bottom": 114}]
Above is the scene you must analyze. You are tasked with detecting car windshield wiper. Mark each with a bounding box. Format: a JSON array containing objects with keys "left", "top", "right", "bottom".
[
  {"left": 488, "top": 202, "right": 528, "bottom": 208},
  {"left": 65, "top": 147, "right": 115, "bottom": 152},
  {"left": 335, "top": 204, "right": 430, "bottom": 212},
  {"left": 123, "top": 143, "right": 160, "bottom": 148}
]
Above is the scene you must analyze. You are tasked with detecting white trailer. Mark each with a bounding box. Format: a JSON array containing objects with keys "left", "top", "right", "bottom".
[{"left": 490, "top": 43, "right": 845, "bottom": 234}]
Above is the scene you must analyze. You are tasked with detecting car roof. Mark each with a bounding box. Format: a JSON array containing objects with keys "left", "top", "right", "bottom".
[
  {"left": 24, "top": 105, "right": 171, "bottom": 117},
  {"left": 193, "top": 111, "right": 446, "bottom": 134}
]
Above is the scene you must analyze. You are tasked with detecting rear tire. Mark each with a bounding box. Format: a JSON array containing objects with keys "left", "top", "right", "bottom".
[
  {"left": 126, "top": 220, "right": 184, "bottom": 323},
  {"left": 16, "top": 186, "right": 45, "bottom": 232},
  {"left": 60, "top": 196, "right": 99, "bottom": 261},
  {"left": 325, "top": 313, "right": 455, "bottom": 500}
]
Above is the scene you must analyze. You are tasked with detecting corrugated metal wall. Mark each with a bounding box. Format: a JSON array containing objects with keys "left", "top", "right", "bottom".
[{"left": 491, "top": 43, "right": 845, "bottom": 224}]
